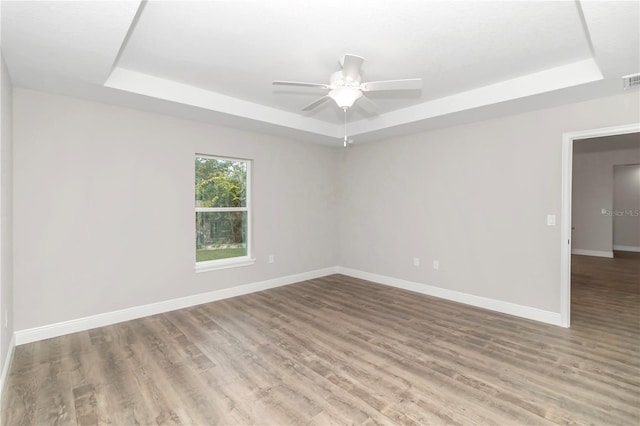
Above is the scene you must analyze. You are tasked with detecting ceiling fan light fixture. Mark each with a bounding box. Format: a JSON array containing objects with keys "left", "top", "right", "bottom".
[
  {"left": 328, "top": 87, "right": 362, "bottom": 108},
  {"left": 273, "top": 54, "right": 422, "bottom": 114}
]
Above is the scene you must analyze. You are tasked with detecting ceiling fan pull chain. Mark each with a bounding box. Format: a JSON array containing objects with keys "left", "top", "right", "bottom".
[{"left": 344, "top": 107, "right": 348, "bottom": 147}]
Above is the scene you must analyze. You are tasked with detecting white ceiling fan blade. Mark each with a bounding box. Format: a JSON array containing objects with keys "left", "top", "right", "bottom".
[
  {"left": 273, "top": 80, "right": 329, "bottom": 89},
  {"left": 340, "top": 54, "right": 364, "bottom": 82},
  {"left": 302, "top": 95, "right": 332, "bottom": 111},
  {"left": 360, "top": 78, "right": 422, "bottom": 92},
  {"left": 356, "top": 95, "right": 378, "bottom": 115}
]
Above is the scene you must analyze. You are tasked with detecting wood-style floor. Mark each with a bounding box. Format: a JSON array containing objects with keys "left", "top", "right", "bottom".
[{"left": 2, "top": 253, "right": 639, "bottom": 425}]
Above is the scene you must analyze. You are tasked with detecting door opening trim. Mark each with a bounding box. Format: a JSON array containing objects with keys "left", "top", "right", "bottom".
[{"left": 560, "top": 123, "right": 640, "bottom": 327}]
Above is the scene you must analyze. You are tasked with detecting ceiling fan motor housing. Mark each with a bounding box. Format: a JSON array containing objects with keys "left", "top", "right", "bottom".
[{"left": 330, "top": 70, "right": 360, "bottom": 87}]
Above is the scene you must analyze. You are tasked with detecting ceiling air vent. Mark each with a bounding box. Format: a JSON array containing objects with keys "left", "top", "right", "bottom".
[{"left": 622, "top": 73, "right": 640, "bottom": 90}]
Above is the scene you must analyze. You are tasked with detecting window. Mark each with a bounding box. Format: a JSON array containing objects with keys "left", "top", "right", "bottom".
[{"left": 195, "top": 155, "right": 253, "bottom": 271}]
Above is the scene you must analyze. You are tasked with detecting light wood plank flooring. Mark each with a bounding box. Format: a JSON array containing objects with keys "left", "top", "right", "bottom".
[{"left": 2, "top": 253, "right": 639, "bottom": 425}]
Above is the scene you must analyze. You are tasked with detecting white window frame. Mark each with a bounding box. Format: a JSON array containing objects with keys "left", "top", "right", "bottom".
[{"left": 195, "top": 154, "right": 255, "bottom": 272}]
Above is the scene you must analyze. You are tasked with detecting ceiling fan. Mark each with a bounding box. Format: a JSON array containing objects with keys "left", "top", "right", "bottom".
[{"left": 272, "top": 54, "right": 422, "bottom": 114}]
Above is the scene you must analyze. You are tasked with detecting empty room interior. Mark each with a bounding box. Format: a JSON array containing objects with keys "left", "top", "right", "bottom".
[{"left": 0, "top": 1, "right": 639, "bottom": 425}]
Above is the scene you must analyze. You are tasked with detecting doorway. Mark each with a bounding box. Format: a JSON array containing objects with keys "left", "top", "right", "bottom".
[
  {"left": 560, "top": 123, "right": 640, "bottom": 327},
  {"left": 613, "top": 164, "right": 640, "bottom": 251}
]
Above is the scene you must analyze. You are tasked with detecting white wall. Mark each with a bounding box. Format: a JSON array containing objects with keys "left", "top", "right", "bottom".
[
  {"left": 0, "top": 54, "right": 14, "bottom": 390},
  {"left": 0, "top": 54, "right": 14, "bottom": 380},
  {"left": 13, "top": 89, "right": 340, "bottom": 331},
  {"left": 613, "top": 164, "right": 640, "bottom": 250},
  {"left": 572, "top": 148, "right": 640, "bottom": 256},
  {"left": 11, "top": 88, "right": 640, "bottom": 333},
  {"left": 0, "top": 0, "right": 15, "bottom": 379},
  {"left": 338, "top": 92, "right": 639, "bottom": 313}
]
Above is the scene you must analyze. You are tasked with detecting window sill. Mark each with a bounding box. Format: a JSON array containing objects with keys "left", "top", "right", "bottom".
[{"left": 195, "top": 257, "right": 256, "bottom": 273}]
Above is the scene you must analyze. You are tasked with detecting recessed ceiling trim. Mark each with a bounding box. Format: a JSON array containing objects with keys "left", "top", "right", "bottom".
[
  {"left": 105, "top": 59, "right": 603, "bottom": 140},
  {"left": 348, "top": 58, "right": 604, "bottom": 136},
  {"left": 104, "top": 67, "right": 340, "bottom": 138}
]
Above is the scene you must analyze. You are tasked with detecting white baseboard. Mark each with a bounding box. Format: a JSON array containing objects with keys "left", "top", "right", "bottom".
[
  {"left": 14, "top": 263, "right": 566, "bottom": 345},
  {"left": 613, "top": 245, "right": 640, "bottom": 253},
  {"left": 15, "top": 267, "right": 338, "bottom": 345},
  {"left": 336, "top": 267, "right": 563, "bottom": 327},
  {"left": 0, "top": 334, "right": 16, "bottom": 400},
  {"left": 571, "top": 249, "right": 614, "bottom": 258}
]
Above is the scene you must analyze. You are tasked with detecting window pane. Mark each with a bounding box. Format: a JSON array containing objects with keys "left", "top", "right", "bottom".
[
  {"left": 195, "top": 157, "right": 247, "bottom": 208},
  {"left": 196, "top": 211, "right": 247, "bottom": 262}
]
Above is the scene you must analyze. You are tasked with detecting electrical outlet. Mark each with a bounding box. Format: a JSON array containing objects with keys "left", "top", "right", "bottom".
[
  {"left": 433, "top": 260, "right": 440, "bottom": 270},
  {"left": 268, "top": 255, "right": 274, "bottom": 264},
  {"left": 413, "top": 257, "right": 420, "bottom": 267}
]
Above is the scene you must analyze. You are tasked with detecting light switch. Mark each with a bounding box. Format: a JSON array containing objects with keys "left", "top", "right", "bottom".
[{"left": 546, "top": 214, "right": 556, "bottom": 226}]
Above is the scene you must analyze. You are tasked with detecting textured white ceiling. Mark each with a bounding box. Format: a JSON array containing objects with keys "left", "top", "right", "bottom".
[
  {"left": 1, "top": 1, "right": 140, "bottom": 84},
  {"left": 2, "top": 1, "right": 639, "bottom": 145},
  {"left": 118, "top": 1, "right": 591, "bottom": 119}
]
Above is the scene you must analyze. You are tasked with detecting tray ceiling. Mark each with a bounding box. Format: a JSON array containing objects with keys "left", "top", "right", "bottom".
[{"left": 2, "top": 1, "right": 639, "bottom": 145}]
